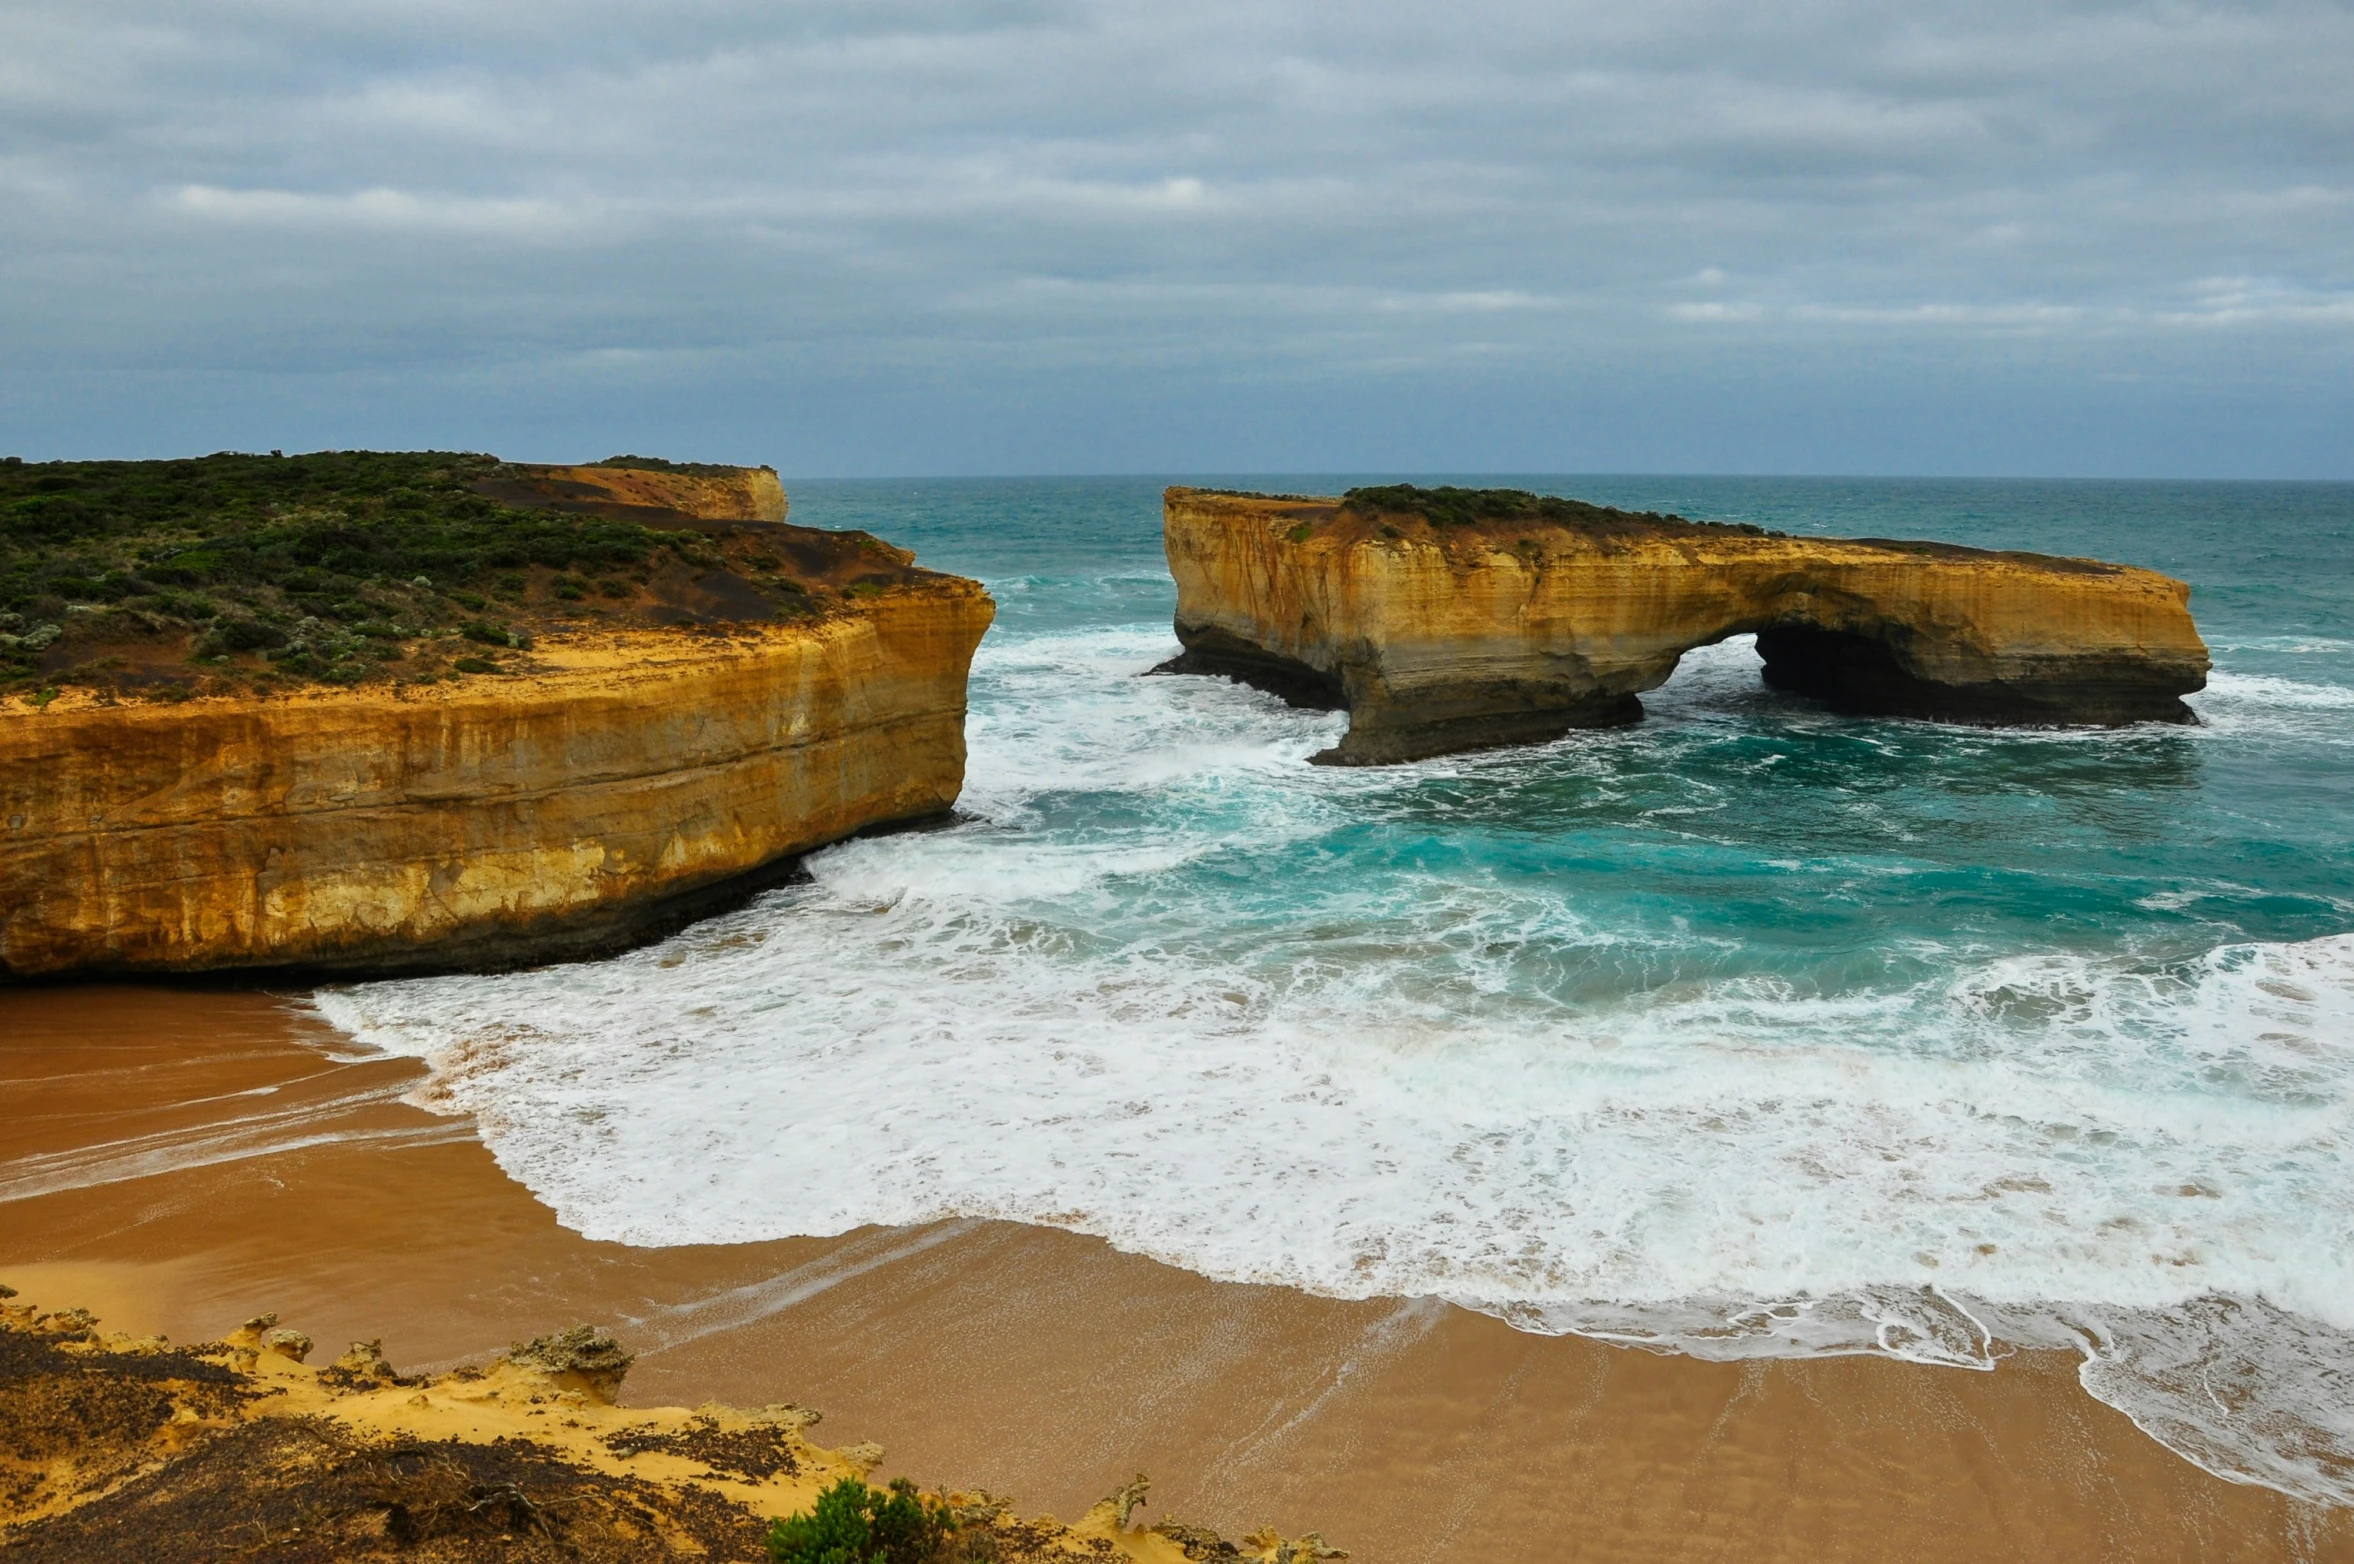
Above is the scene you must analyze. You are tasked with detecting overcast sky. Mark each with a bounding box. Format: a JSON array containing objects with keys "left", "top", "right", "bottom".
[{"left": 4, "top": 1, "right": 2349, "bottom": 475}]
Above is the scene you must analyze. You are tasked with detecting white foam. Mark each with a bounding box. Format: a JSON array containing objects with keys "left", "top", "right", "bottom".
[
  {"left": 0, "top": 1075, "right": 470, "bottom": 1204},
  {"left": 2189, "top": 670, "right": 2354, "bottom": 746},
  {"left": 309, "top": 620, "right": 2354, "bottom": 1506}
]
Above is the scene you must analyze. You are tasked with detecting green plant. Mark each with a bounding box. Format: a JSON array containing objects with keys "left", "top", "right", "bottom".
[
  {"left": 452, "top": 656, "right": 499, "bottom": 675},
  {"left": 0, "top": 450, "right": 857, "bottom": 698},
  {"left": 1285, "top": 521, "right": 1314, "bottom": 544},
  {"left": 766, "top": 1477, "right": 951, "bottom": 1564},
  {"left": 600, "top": 454, "right": 745, "bottom": 476},
  {"left": 198, "top": 617, "right": 289, "bottom": 655}
]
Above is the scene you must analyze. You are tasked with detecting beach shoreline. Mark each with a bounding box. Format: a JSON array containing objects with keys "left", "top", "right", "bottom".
[{"left": 4, "top": 981, "right": 2348, "bottom": 1561}]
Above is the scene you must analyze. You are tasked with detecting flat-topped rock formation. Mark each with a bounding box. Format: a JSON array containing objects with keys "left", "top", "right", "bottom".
[
  {"left": 474, "top": 455, "right": 790, "bottom": 529},
  {"left": 1159, "top": 485, "right": 2210, "bottom": 765},
  {"left": 0, "top": 453, "right": 992, "bottom": 977}
]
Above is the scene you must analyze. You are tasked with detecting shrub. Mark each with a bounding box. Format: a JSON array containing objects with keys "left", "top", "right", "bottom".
[
  {"left": 1339, "top": 483, "right": 1784, "bottom": 538},
  {"left": 601, "top": 453, "right": 742, "bottom": 476},
  {"left": 0, "top": 450, "right": 819, "bottom": 697},
  {"left": 200, "top": 617, "right": 289, "bottom": 654},
  {"left": 767, "top": 1477, "right": 951, "bottom": 1564}
]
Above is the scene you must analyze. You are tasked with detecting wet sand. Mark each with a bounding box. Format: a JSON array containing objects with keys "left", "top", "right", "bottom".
[{"left": 3, "top": 984, "right": 2346, "bottom": 1561}]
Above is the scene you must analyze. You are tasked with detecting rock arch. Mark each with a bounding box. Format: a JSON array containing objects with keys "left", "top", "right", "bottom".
[{"left": 1158, "top": 487, "right": 2210, "bottom": 766}]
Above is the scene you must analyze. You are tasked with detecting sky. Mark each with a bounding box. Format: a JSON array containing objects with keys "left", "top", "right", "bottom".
[{"left": 3, "top": 1, "right": 2350, "bottom": 477}]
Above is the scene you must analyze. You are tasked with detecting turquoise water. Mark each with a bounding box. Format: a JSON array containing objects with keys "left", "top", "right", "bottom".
[{"left": 322, "top": 477, "right": 2354, "bottom": 1503}]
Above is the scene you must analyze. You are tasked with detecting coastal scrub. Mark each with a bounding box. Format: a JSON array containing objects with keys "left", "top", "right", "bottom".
[
  {"left": 1338, "top": 483, "right": 1778, "bottom": 537},
  {"left": 0, "top": 450, "right": 835, "bottom": 702},
  {"left": 766, "top": 1476, "right": 955, "bottom": 1564}
]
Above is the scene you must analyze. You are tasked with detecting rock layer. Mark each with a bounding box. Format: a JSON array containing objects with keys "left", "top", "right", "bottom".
[
  {"left": 0, "top": 579, "right": 992, "bottom": 977},
  {"left": 474, "top": 460, "right": 789, "bottom": 526},
  {"left": 1161, "top": 487, "right": 2210, "bottom": 765}
]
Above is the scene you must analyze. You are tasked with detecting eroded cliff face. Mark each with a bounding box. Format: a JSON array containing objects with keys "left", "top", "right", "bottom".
[
  {"left": 1162, "top": 487, "right": 2210, "bottom": 765},
  {"left": 476, "top": 461, "right": 789, "bottom": 524},
  {"left": 0, "top": 578, "right": 992, "bottom": 977}
]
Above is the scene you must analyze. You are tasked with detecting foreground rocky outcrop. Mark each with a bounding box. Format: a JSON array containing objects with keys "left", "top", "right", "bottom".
[
  {"left": 1160, "top": 486, "right": 2211, "bottom": 764},
  {"left": 0, "top": 465, "right": 993, "bottom": 977},
  {"left": 0, "top": 1289, "right": 1344, "bottom": 1563}
]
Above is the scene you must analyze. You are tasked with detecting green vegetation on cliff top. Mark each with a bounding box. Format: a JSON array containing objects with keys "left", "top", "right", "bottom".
[
  {"left": 0, "top": 450, "right": 854, "bottom": 703},
  {"left": 1338, "top": 484, "right": 1777, "bottom": 536}
]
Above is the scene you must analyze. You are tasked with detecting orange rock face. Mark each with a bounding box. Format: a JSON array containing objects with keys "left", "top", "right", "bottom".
[
  {"left": 475, "top": 461, "right": 789, "bottom": 524},
  {"left": 1161, "top": 487, "right": 2210, "bottom": 764},
  {"left": 0, "top": 581, "right": 992, "bottom": 977}
]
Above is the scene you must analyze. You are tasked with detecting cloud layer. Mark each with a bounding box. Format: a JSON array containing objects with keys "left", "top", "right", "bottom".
[{"left": 3, "top": 0, "right": 2350, "bottom": 473}]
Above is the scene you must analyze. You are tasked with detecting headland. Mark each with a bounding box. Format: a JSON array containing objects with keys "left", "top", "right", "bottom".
[{"left": 0, "top": 454, "right": 993, "bottom": 977}]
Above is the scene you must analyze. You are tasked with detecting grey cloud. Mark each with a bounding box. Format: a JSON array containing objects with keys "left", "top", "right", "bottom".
[{"left": 1, "top": 0, "right": 2348, "bottom": 473}]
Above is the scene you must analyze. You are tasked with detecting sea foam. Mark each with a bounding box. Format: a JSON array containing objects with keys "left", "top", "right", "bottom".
[{"left": 317, "top": 599, "right": 2354, "bottom": 1507}]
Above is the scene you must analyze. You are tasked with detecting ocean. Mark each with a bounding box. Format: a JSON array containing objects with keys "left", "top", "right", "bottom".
[{"left": 317, "top": 476, "right": 2354, "bottom": 1506}]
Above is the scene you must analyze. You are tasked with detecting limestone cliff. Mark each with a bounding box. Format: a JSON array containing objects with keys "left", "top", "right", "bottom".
[
  {"left": 1161, "top": 486, "right": 2210, "bottom": 765},
  {"left": 475, "top": 459, "right": 789, "bottom": 526},
  {"left": 0, "top": 577, "right": 992, "bottom": 978}
]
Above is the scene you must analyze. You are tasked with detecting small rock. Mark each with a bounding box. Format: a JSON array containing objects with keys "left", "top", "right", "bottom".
[
  {"left": 753, "top": 1402, "right": 822, "bottom": 1429},
  {"left": 951, "top": 1492, "right": 1010, "bottom": 1527},
  {"left": 333, "top": 1338, "right": 397, "bottom": 1380},
  {"left": 1101, "top": 1473, "right": 1150, "bottom": 1528},
  {"left": 507, "top": 1323, "right": 634, "bottom": 1403},
  {"left": 262, "top": 1327, "right": 313, "bottom": 1362}
]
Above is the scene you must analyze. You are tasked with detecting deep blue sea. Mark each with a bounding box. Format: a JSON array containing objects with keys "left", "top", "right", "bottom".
[{"left": 322, "top": 476, "right": 2354, "bottom": 1503}]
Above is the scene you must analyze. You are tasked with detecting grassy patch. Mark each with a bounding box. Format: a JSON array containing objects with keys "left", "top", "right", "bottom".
[
  {"left": 596, "top": 454, "right": 747, "bottom": 476},
  {"left": 0, "top": 450, "right": 836, "bottom": 702},
  {"left": 1340, "top": 484, "right": 1780, "bottom": 538}
]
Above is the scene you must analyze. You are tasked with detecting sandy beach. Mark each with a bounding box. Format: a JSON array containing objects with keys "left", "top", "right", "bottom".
[{"left": 4, "top": 983, "right": 2345, "bottom": 1562}]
